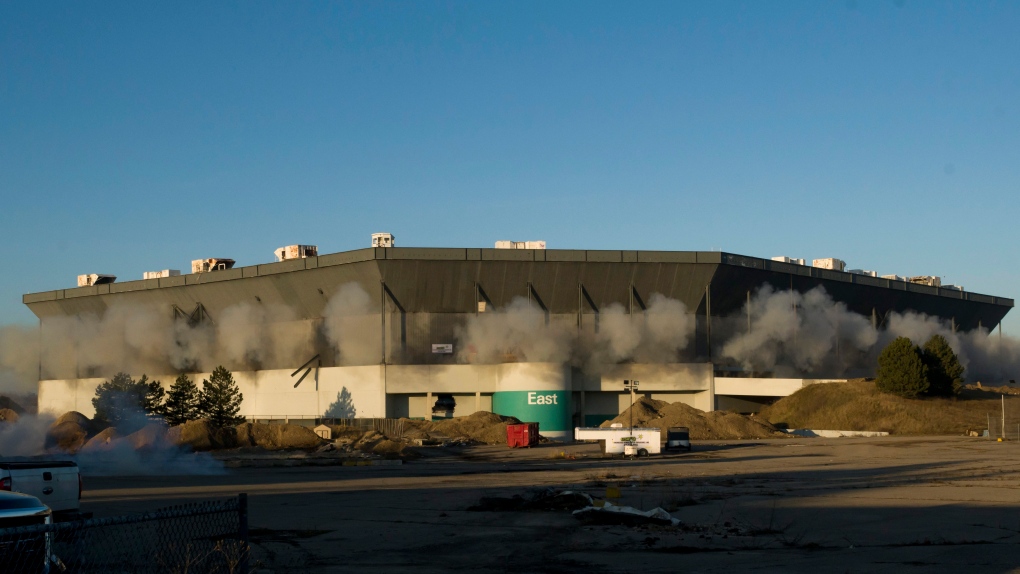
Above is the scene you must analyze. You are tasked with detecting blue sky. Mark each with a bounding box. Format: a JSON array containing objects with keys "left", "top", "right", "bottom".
[{"left": 1, "top": 1, "right": 1018, "bottom": 330}]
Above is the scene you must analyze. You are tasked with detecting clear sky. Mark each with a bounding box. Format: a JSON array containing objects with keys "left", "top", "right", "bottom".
[{"left": 1, "top": 1, "right": 1018, "bottom": 330}]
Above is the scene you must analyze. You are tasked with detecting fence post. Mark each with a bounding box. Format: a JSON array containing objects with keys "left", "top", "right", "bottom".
[{"left": 238, "top": 493, "right": 249, "bottom": 574}]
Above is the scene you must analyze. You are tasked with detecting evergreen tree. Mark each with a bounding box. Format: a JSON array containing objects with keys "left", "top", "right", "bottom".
[
  {"left": 93, "top": 372, "right": 165, "bottom": 430},
  {"left": 164, "top": 373, "right": 202, "bottom": 426},
  {"left": 200, "top": 366, "right": 245, "bottom": 427},
  {"left": 876, "top": 337, "right": 929, "bottom": 398},
  {"left": 922, "top": 334, "right": 965, "bottom": 397},
  {"left": 140, "top": 375, "right": 167, "bottom": 418}
]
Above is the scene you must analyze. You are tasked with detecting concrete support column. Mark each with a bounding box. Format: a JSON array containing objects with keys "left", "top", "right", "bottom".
[
  {"left": 426, "top": 391, "right": 433, "bottom": 421},
  {"left": 475, "top": 391, "right": 481, "bottom": 414}
]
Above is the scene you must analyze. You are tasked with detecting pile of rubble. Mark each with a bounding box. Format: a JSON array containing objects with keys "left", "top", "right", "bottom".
[{"left": 601, "top": 398, "right": 786, "bottom": 440}]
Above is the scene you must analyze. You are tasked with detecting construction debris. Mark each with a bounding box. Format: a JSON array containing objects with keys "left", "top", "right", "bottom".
[{"left": 573, "top": 502, "right": 681, "bottom": 527}]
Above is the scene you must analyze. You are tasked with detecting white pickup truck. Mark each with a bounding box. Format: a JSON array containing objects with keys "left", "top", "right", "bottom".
[{"left": 0, "top": 460, "right": 81, "bottom": 520}]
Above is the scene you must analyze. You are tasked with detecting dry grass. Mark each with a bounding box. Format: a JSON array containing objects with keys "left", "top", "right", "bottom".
[{"left": 759, "top": 379, "right": 1020, "bottom": 435}]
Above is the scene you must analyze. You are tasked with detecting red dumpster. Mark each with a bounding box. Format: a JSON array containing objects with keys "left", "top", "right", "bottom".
[{"left": 507, "top": 422, "right": 540, "bottom": 448}]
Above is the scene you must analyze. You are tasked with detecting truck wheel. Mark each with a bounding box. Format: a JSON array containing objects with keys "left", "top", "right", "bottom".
[{"left": 637, "top": 448, "right": 649, "bottom": 457}]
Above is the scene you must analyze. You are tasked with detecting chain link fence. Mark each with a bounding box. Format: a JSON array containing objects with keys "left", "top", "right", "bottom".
[
  {"left": 0, "top": 494, "right": 249, "bottom": 574},
  {"left": 987, "top": 417, "right": 1020, "bottom": 441}
]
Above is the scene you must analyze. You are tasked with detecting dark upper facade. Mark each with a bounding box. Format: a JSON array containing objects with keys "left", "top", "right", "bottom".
[{"left": 23, "top": 247, "right": 1013, "bottom": 371}]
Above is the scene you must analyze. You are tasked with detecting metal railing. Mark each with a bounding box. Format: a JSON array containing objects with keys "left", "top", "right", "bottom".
[
  {"left": 324, "top": 417, "right": 406, "bottom": 439},
  {"left": 0, "top": 494, "right": 249, "bottom": 574}
]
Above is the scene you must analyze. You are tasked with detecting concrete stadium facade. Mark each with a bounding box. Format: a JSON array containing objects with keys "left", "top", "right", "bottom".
[{"left": 24, "top": 247, "right": 1014, "bottom": 437}]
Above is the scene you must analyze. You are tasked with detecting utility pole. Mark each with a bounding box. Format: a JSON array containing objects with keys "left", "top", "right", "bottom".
[
  {"left": 1002, "top": 394, "right": 1006, "bottom": 440},
  {"left": 624, "top": 379, "right": 639, "bottom": 432}
]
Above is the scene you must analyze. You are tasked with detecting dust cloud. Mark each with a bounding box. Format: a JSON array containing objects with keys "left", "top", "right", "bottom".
[
  {"left": 455, "top": 293, "right": 696, "bottom": 372},
  {"left": 721, "top": 286, "right": 1020, "bottom": 381}
]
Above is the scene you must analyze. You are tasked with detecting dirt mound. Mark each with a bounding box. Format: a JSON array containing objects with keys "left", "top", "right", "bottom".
[
  {"left": 601, "top": 398, "right": 786, "bottom": 440},
  {"left": 234, "top": 423, "right": 323, "bottom": 450},
  {"left": 405, "top": 411, "right": 522, "bottom": 445},
  {"left": 0, "top": 408, "right": 18, "bottom": 423},
  {"left": 760, "top": 379, "right": 1010, "bottom": 435},
  {"left": 124, "top": 422, "right": 171, "bottom": 449},
  {"left": 45, "top": 411, "right": 104, "bottom": 453},
  {"left": 168, "top": 420, "right": 239, "bottom": 451},
  {"left": 0, "top": 396, "right": 25, "bottom": 415},
  {"left": 81, "top": 427, "right": 120, "bottom": 452}
]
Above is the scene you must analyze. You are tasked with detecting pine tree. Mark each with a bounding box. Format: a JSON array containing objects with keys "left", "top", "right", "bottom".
[
  {"left": 164, "top": 373, "right": 202, "bottom": 426},
  {"left": 200, "top": 366, "right": 245, "bottom": 427},
  {"left": 876, "top": 337, "right": 929, "bottom": 398},
  {"left": 140, "top": 375, "right": 167, "bottom": 418},
  {"left": 922, "top": 334, "right": 965, "bottom": 397},
  {"left": 93, "top": 372, "right": 165, "bottom": 430}
]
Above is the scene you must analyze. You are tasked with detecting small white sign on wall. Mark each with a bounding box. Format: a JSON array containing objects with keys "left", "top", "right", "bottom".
[{"left": 432, "top": 343, "right": 454, "bottom": 354}]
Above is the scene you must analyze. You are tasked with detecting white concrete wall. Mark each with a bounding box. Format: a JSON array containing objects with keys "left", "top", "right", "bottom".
[
  {"left": 715, "top": 377, "right": 847, "bottom": 398},
  {"left": 38, "top": 365, "right": 389, "bottom": 420},
  {"left": 593, "top": 363, "right": 713, "bottom": 392}
]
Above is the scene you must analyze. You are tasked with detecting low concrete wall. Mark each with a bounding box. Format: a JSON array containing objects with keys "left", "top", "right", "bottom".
[{"left": 38, "top": 362, "right": 719, "bottom": 423}]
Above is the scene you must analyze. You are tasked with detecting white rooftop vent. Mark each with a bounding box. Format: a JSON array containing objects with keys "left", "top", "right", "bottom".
[
  {"left": 77, "top": 274, "right": 116, "bottom": 287},
  {"left": 495, "top": 240, "right": 546, "bottom": 250},
  {"left": 274, "top": 245, "right": 318, "bottom": 262},
  {"left": 143, "top": 270, "right": 181, "bottom": 280},
  {"left": 812, "top": 258, "right": 846, "bottom": 272},
  {"left": 372, "top": 233, "right": 395, "bottom": 248},
  {"left": 943, "top": 284, "right": 964, "bottom": 291},
  {"left": 191, "top": 258, "right": 236, "bottom": 274},
  {"left": 848, "top": 269, "right": 878, "bottom": 277},
  {"left": 907, "top": 275, "right": 942, "bottom": 288},
  {"left": 771, "top": 256, "right": 805, "bottom": 265}
]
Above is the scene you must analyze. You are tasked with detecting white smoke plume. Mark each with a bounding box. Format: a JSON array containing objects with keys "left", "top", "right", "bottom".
[
  {"left": 585, "top": 293, "right": 695, "bottom": 369},
  {"left": 0, "top": 325, "right": 40, "bottom": 397},
  {"left": 721, "top": 286, "right": 878, "bottom": 376},
  {"left": 216, "top": 303, "right": 313, "bottom": 369},
  {"left": 722, "top": 286, "right": 1020, "bottom": 382},
  {"left": 456, "top": 297, "right": 575, "bottom": 364},
  {"left": 456, "top": 293, "right": 695, "bottom": 371},
  {"left": 323, "top": 282, "right": 380, "bottom": 365}
]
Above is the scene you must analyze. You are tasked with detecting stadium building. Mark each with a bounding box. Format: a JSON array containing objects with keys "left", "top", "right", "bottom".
[{"left": 24, "top": 238, "right": 1014, "bottom": 438}]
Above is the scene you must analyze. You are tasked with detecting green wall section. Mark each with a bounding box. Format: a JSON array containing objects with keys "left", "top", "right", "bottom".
[{"left": 492, "top": 390, "right": 571, "bottom": 432}]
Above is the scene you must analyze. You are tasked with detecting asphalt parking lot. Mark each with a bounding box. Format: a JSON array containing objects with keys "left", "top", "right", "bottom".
[{"left": 82, "top": 436, "right": 1020, "bottom": 573}]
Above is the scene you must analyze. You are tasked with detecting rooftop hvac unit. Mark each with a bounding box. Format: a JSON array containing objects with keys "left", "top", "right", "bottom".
[
  {"left": 881, "top": 274, "right": 905, "bottom": 281},
  {"left": 943, "top": 284, "right": 964, "bottom": 291},
  {"left": 848, "top": 269, "right": 878, "bottom": 277},
  {"left": 191, "top": 258, "right": 236, "bottom": 274},
  {"left": 495, "top": 240, "right": 546, "bottom": 250},
  {"left": 907, "top": 275, "right": 942, "bottom": 287},
  {"left": 77, "top": 274, "right": 116, "bottom": 287},
  {"left": 812, "top": 258, "right": 846, "bottom": 272},
  {"left": 142, "top": 270, "right": 181, "bottom": 280},
  {"left": 274, "top": 245, "right": 318, "bottom": 262},
  {"left": 771, "top": 256, "right": 805, "bottom": 265},
  {"left": 372, "top": 233, "right": 395, "bottom": 248}
]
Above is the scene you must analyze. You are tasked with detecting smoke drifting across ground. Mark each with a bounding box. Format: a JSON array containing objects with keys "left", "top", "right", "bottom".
[
  {"left": 0, "top": 413, "right": 224, "bottom": 476},
  {"left": 722, "top": 286, "right": 1020, "bottom": 382}
]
